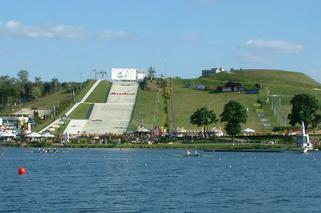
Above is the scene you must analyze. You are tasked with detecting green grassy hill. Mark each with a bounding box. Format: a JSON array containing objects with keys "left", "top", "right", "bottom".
[
  {"left": 130, "top": 69, "right": 320, "bottom": 132},
  {"left": 68, "top": 103, "right": 94, "bottom": 119},
  {"left": 85, "top": 80, "right": 111, "bottom": 103},
  {"left": 32, "top": 80, "right": 96, "bottom": 132},
  {"left": 20, "top": 91, "right": 70, "bottom": 110}
]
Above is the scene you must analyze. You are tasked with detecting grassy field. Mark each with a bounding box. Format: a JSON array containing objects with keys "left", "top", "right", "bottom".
[
  {"left": 19, "top": 80, "right": 96, "bottom": 111},
  {"left": 129, "top": 86, "right": 166, "bottom": 130},
  {"left": 172, "top": 79, "right": 263, "bottom": 130},
  {"left": 85, "top": 80, "right": 110, "bottom": 103},
  {"left": 130, "top": 69, "right": 321, "bottom": 132},
  {"left": 18, "top": 91, "right": 70, "bottom": 110},
  {"left": 68, "top": 103, "right": 93, "bottom": 119}
]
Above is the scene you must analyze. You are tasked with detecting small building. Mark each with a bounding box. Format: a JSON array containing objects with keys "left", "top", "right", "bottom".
[
  {"left": 222, "top": 81, "right": 244, "bottom": 92},
  {"left": 184, "top": 82, "right": 192, "bottom": 88},
  {"left": 195, "top": 84, "right": 207, "bottom": 90},
  {"left": 0, "top": 117, "right": 21, "bottom": 132},
  {"left": 222, "top": 87, "right": 232, "bottom": 92},
  {"left": 137, "top": 70, "right": 146, "bottom": 82},
  {"left": 14, "top": 108, "right": 52, "bottom": 119},
  {"left": 206, "top": 85, "right": 216, "bottom": 90}
]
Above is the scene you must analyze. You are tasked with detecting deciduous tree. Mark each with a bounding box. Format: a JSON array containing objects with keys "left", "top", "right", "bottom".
[
  {"left": 288, "top": 94, "right": 320, "bottom": 130},
  {"left": 190, "top": 107, "right": 218, "bottom": 134},
  {"left": 220, "top": 100, "right": 247, "bottom": 143}
]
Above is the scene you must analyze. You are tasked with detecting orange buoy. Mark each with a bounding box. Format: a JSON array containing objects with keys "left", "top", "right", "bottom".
[{"left": 18, "top": 167, "right": 26, "bottom": 175}]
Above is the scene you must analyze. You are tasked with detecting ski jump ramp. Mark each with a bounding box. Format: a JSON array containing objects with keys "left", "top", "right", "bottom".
[{"left": 82, "top": 81, "right": 138, "bottom": 135}]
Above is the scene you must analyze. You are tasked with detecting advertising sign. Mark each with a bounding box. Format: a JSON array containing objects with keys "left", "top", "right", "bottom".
[{"left": 111, "top": 68, "right": 137, "bottom": 81}]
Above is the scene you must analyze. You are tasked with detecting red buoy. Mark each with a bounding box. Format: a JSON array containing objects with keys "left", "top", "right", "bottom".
[{"left": 18, "top": 167, "right": 26, "bottom": 175}]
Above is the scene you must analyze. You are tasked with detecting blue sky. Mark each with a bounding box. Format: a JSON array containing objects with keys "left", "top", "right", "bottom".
[{"left": 0, "top": 0, "right": 320, "bottom": 82}]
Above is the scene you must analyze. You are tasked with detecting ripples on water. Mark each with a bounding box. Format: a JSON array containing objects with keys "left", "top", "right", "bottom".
[{"left": 1, "top": 148, "right": 321, "bottom": 212}]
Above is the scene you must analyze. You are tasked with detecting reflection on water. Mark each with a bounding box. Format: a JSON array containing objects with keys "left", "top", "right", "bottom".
[{"left": 1, "top": 148, "right": 321, "bottom": 212}]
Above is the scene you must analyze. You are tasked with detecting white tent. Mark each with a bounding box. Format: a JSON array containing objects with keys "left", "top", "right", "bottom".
[
  {"left": 176, "top": 127, "right": 187, "bottom": 133},
  {"left": 209, "top": 127, "right": 219, "bottom": 132},
  {"left": 136, "top": 126, "right": 150, "bottom": 133},
  {"left": 242, "top": 128, "right": 256, "bottom": 133},
  {"left": 0, "top": 132, "right": 16, "bottom": 138},
  {"left": 26, "top": 132, "right": 43, "bottom": 138},
  {"left": 210, "top": 127, "right": 224, "bottom": 137},
  {"left": 42, "top": 132, "right": 55, "bottom": 138}
]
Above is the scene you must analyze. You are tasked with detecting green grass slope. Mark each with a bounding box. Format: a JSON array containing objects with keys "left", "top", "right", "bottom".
[
  {"left": 212, "top": 69, "right": 319, "bottom": 87},
  {"left": 20, "top": 91, "right": 70, "bottom": 110},
  {"left": 68, "top": 103, "right": 93, "bottom": 119},
  {"left": 130, "top": 69, "right": 320, "bottom": 132},
  {"left": 85, "top": 80, "right": 111, "bottom": 103},
  {"left": 129, "top": 88, "right": 166, "bottom": 130}
]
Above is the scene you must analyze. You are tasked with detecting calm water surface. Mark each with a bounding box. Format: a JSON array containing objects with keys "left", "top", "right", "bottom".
[{"left": 1, "top": 148, "right": 321, "bottom": 212}]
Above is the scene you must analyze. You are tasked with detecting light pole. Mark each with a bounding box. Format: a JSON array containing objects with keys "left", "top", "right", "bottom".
[
  {"left": 92, "top": 69, "right": 97, "bottom": 80},
  {"left": 139, "top": 112, "right": 146, "bottom": 127}
]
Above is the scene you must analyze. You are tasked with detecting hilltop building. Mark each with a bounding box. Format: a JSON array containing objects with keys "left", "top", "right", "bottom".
[{"left": 202, "top": 67, "right": 225, "bottom": 77}]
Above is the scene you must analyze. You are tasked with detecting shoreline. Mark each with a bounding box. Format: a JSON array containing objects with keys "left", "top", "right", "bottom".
[{"left": 0, "top": 142, "right": 300, "bottom": 152}]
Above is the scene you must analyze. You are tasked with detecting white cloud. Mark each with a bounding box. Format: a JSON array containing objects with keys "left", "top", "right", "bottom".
[
  {"left": 99, "top": 31, "right": 135, "bottom": 40},
  {"left": 0, "top": 20, "right": 134, "bottom": 40},
  {"left": 5, "top": 20, "right": 21, "bottom": 29},
  {"left": 246, "top": 39, "right": 304, "bottom": 53},
  {"left": 0, "top": 20, "right": 86, "bottom": 39}
]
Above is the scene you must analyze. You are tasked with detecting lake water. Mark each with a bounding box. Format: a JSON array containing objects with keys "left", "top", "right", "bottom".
[{"left": 1, "top": 148, "right": 321, "bottom": 212}]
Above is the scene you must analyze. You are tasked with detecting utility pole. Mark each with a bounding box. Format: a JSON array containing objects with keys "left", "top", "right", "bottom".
[
  {"left": 100, "top": 71, "right": 107, "bottom": 79},
  {"left": 152, "top": 112, "right": 156, "bottom": 127},
  {"left": 155, "top": 100, "right": 158, "bottom": 114},
  {"left": 80, "top": 72, "right": 84, "bottom": 82},
  {"left": 92, "top": 69, "right": 97, "bottom": 80},
  {"left": 53, "top": 105, "right": 56, "bottom": 118},
  {"left": 139, "top": 112, "right": 146, "bottom": 127}
]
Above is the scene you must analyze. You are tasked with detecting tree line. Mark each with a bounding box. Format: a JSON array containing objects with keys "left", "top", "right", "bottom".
[
  {"left": 0, "top": 70, "right": 83, "bottom": 112},
  {"left": 190, "top": 93, "right": 321, "bottom": 140},
  {"left": 190, "top": 100, "right": 247, "bottom": 142}
]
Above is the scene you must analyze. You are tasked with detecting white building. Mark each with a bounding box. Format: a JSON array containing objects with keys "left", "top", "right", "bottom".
[
  {"left": 201, "top": 67, "right": 225, "bottom": 77},
  {"left": 111, "top": 68, "right": 145, "bottom": 81}
]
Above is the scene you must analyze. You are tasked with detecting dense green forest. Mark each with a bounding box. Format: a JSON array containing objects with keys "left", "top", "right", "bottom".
[{"left": 0, "top": 70, "right": 84, "bottom": 113}]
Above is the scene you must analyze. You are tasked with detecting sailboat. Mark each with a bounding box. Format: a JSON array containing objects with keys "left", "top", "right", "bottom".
[{"left": 297, "top": 121, "right": 314, "bottom": 153}]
